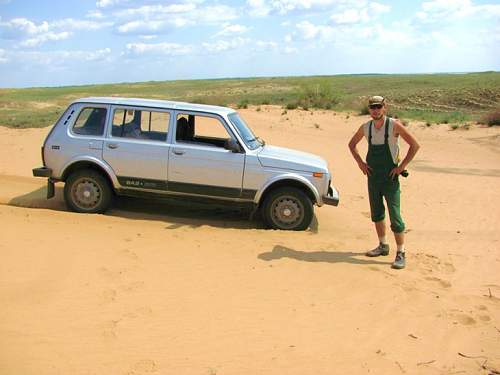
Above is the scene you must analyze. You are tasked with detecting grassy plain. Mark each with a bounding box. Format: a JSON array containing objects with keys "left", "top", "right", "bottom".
[{"left": 0, "top": 72, "right": 499, "bottom": 128}]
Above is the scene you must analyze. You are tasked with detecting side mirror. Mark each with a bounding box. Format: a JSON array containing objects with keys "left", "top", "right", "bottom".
[{"left": 224, "top": 138, "right": 242, "bottom": 153}]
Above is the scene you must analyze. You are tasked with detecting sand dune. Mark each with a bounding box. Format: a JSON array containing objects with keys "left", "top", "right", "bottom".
[{"left": 0, "top": 107, "right": 499, "bottom": 375}]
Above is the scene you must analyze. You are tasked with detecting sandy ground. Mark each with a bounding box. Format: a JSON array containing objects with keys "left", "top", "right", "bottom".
[{"left": 0, "top": 106, "right": 499, "bottom": 375}]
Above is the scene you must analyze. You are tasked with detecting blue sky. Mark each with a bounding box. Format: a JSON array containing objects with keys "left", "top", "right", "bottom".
[{"left": 0, "top": 0, "right": 499, "bottom": 88}]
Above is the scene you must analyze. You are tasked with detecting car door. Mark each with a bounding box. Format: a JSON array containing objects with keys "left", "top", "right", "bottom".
[
  {"left": 168, "top": 111, "right": 245, "bottom": 198},
  {"left": 102, "top": 105, "right": 172, "bottom": 191}
]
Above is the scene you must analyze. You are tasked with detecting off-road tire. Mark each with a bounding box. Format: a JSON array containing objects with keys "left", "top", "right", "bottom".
[
  {"left": 262, "top": 187, "right": 313, "bottom": 231},
  {"left": 64, "top": 169, "right": 112, "bottom": 213}
]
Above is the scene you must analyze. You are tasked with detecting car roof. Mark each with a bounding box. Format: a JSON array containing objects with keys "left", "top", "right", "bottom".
[{"left": 74, "top": 97, "right": 236, "bottom": 115}]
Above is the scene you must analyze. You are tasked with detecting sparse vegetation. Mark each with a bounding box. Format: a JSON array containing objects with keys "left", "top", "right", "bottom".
[
  {"left": 480, "top": 109, "right": 500, "bottom": 126},
  {"left": 237, "top": 99, "right": 248, "bottom": 109},
  {"left": 1, "top": 72, "right": 499, "bottom": 128}
]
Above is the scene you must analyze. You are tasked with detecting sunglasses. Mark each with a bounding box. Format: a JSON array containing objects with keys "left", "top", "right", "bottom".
[{"left": 369, "top": 104, "right": 383, "bottom": 109}]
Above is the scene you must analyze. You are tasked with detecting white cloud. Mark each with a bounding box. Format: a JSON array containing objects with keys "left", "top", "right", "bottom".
[
  {"left": 331, "top": 2, "right": 390, "bottom": 24},
  {"left": 418, "top": 0, "right": 500, "bottom": 22},
  {"left": 284, "top": 46, "right": 298, "bottom": 54},
  {"left": 96, "top": 0, "right": 125, "bottom": 8},
  {"left": 254, "top": 40, "right": 278, "bottom": 50},
  {"left": 0, "top": 16, "right": 112, "bottom": 47},
  {"left": 247, "top": 0, "right": 341, "bottom": 16},
  {"left": 11, "top": 48, "right": 113, "bottom": 66},
  {"left": 124, "top": 42, "right": 194, "bottom": 56},
  {"left": 331, "top": 9, "right": 369, "bottom": 24},
  {"left": 296, "top": 20, "right": 335, "bottom": 40},
  {"left": 86, "top": 10, "right": 105, "bottom": 19},
  {"left": 0, "top": 48, "right": 8, "bottom": 63},
  {"left": 203, "top": 37, "right": 250, "bottom": 53},
  {"left": 114, "top": 4, "right": 238, "bottom": 35},
  {"left": 213, "top": 24, "right": 250, "bottom": 38},
  {"left": 0, "top": 18, "right": 49, "bottom": 38},
  {"left": 21, "top": 31, "right": 71, "bottom": 47}
]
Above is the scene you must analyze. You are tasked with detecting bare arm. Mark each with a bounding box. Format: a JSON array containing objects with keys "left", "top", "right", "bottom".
[
  {"left": 390, "top": 121, "right": 420, "bottom": 177},
  {"left": 348, "top": 125, "right": 372, "bottom": 176}
]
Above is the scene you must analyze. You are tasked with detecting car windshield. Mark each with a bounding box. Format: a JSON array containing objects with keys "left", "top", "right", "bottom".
[{"left": 228, "top": 112, "right": 263, "bottom": 150}]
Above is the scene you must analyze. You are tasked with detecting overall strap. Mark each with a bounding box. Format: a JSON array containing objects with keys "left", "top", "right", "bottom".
[
  {"left": 368, "top": 120, "right": 373, "bottom": 146},
  {"left": 384, "top": 117, "right": 390, "bottom": 145}
]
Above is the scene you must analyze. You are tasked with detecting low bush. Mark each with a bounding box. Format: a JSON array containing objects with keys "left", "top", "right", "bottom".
[
  {"left": 237, "top": 100, "right": 248, "bottom": 109},
  {"left": 481, "top": 109, "right": 500, "bottom": 126}
]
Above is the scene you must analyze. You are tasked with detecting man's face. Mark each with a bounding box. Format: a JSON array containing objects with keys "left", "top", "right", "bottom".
[{"left": 368, "top": 103, "right": 385, "bottom": 120}]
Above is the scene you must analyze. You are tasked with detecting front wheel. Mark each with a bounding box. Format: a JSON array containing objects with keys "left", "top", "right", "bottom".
[
  {"left": 262, "top": 187, "right": 314, "bottom": 230},
  {"left": 64, "top": 169, "right": 112, "bottom": 213}
]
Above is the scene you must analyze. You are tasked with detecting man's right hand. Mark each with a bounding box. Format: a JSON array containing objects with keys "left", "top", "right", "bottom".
[{"left": 358, "top": 161, "right": 372, "bottom": 176}]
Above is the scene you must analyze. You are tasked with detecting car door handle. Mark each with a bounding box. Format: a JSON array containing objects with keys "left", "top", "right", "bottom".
[
  {"left": 107, "top": 143, "right": 119, "bottom": 149},
  {"left": 173, "top": 150, "right": 185, "bottom": 155}
]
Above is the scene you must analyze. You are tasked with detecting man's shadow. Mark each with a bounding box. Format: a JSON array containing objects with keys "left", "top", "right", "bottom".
[{"left": 258, "top": 245, "right": 392, "bottom": 265}]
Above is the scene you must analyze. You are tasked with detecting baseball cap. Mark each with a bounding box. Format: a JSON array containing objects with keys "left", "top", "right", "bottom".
[{"left": 368, "top": 96, "right": 385, "bottom": 105}]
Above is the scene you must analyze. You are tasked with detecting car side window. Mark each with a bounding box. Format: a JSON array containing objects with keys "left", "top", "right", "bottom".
[
  {"left": 176, "top": 114, "right": 230, "bottom": 148},
  {"left": 112, "top": 108, "right": 169, "bottom": 142},
  {"left": 72, "top": 107, "right": 107, "bottom": 136}
]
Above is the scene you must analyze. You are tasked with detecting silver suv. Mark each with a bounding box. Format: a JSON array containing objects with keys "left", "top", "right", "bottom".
[{"left": 33, "top": 97, "right": 339, "bottom": 230}]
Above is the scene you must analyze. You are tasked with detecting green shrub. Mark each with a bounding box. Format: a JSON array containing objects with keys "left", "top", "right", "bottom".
[
  {"left": 481, "top": 109, "right": 500, "bottom": 126},
  {"left": 286, "top": 102, "right": 298, "bottom": 110},
  {"left": 237, "top": 100, "right": 248, "bottom": 109}
]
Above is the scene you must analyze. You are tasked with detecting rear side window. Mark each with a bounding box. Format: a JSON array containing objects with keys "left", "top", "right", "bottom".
[
  {"left": 73, "top": 107, "right": 107, "bottom": 136},
  {"left": 111, "top": 108, "right": 170, "bottom": 142}
]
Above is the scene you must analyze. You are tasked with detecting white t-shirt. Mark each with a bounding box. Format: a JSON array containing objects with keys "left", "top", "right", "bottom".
[{"left": 363, "top": 116, "right": 400, "bottom": 164}]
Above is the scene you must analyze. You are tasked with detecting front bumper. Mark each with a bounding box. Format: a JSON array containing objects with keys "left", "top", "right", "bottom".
[{"left": 322, "top": 185, "right": 340, "bottom": 206}]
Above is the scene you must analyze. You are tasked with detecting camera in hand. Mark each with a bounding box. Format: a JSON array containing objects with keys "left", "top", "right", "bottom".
[{"left": 401, "top": 170, "right": 409, "bottom": 177}]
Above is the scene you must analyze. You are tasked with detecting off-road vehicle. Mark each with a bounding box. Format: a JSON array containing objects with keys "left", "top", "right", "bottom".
[{"left": 33, "top": 97, "right": 339, "bottom": 230}]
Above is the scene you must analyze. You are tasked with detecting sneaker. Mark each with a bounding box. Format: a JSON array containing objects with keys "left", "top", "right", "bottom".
[
  {"left": 392, "top": 251, "right": 406, "bottom": 269},
  {"left": 365, "top": 243, "right": 390, "bottom": 257}
]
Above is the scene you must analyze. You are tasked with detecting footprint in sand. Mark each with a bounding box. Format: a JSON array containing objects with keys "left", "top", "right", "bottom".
[
  {"left": 126, "top": 359, "right": 158, "bottom": 375},
  {"left": 453, "top": 313, "right": 476, "bottom": 326},
  {"left": 478, "top": 314, "right": 491, "bottom": 322},
  {"left": 120, "top": 248, "right": 139, "bottom": 261},
  {"left": 100, "top": 319, "right": 121, "bottom": 339},
  {"left": 414, "top": 253, "right": 456, "bottom": 275},
  {"left": 99, "top": 289, "right": 117, "bottom": 305},
  {"left": 119, "top": 281, "right": 145, "bottom": 293},
  {"left": 98, "top": 267, "right": 127, "bottom": 281},
  {"left": 425, "top": 276, "right": 452, "bottom": 288}
]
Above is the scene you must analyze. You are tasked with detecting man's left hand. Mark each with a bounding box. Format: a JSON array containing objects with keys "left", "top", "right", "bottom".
[{"left": 390, "top": 165, "right": 405, "bottom": 178}]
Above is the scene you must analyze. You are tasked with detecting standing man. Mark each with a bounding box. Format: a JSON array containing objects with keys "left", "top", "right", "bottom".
[{"left": 348, "top": 96, "right": 420, "bottom": 269}]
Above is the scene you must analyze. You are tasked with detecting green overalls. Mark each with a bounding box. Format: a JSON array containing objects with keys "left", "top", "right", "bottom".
[{"left": 366, "top": 117, "right": 405, "bottom": 233}]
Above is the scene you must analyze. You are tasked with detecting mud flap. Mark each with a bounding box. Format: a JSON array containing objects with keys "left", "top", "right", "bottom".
[{"left": 47, "top": 178, "right": 55, "bottom": 199}]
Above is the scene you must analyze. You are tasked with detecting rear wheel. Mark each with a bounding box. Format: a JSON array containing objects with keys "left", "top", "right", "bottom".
[
  {"left": 64, "top": 169, "right": 112, "bottom": 213},
  {"left": 262, "top": 187, "right": 313, "bottom": 231}
]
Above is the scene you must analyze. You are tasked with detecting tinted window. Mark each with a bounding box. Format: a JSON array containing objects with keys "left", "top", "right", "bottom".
[
  {"left": 73, "top": 107, "right": 107, "bottom": 136},
  {"left": 112, "top": 108, "right": 169, "bottom": 142}
]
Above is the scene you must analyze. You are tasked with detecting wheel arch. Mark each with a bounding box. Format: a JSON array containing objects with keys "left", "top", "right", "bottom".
[
  {"left": 255, "top": 176, "right": 319, "bottom": 208},
  {"left": 61, "top": 157, "right": 117, "bottom": 191}
]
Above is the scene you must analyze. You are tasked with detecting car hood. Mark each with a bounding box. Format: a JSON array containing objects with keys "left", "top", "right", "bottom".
[{"left": 257, "top": 145, "right": 328, "bottom": 173}]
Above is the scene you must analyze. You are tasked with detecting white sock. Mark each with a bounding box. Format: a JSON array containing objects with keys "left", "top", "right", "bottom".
[
  {"left": 397, "top": 244, "right": 405, "bottom": 253},
  {"left": 379, "top": 236, "right": 387, "bottom": 245}
]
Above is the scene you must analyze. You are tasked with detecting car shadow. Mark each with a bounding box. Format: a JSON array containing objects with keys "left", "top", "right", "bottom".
[
  {"left": 6, "top": 184, "right": 263, "bottom": 230},
  {"left": 258, "top": 245, "right": 392, "bottom": 265}
]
